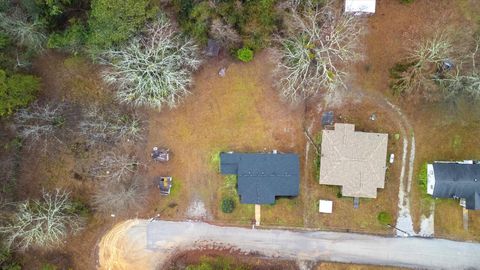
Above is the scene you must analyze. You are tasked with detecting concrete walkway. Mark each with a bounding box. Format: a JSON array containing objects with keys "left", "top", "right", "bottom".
[
  {"left": 255, "top": 204, "right": 261, "bottom": 225},
  {"left": 98, "top": 219, "right": 480, "bottom": 270}
]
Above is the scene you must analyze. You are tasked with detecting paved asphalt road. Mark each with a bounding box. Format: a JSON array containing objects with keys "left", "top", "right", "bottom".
[{"left": 98, "top": 219, "right": 480, "bottom": 270}]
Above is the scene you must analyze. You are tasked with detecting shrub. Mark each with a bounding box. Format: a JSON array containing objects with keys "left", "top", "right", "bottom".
[
  {"left": 221, "top": 197, "right": 235, "bottom": 213},
  {"left": 377, "top": 211, "right": 392, "bottom": 225},
  {"left": 418, "top": 163, "right": 428, "bottom": 193},
  {"left": 400, "top": 0, "right": 414, "bottom": 4},
  {"left": 236, "top": 47, "right": 253, "bottom": 62},
  {"left": 0, "top": 69, "right": 40, "bottom": 116},
  {"left": 186, "top": 256, "right": 239, "bottom": 270}
]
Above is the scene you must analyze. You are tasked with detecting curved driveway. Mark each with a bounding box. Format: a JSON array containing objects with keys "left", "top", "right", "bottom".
[{"left": 98, "top": 219, "right": 480, "bottom": 270}]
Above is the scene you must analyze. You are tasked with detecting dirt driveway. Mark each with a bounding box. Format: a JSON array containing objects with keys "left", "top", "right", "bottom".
[{"left": 98, "top": 219, "right": 480, "bottom": 270}]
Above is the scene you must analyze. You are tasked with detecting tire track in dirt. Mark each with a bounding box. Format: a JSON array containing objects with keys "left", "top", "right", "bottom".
[{"left": 97, "top": 219, "right": 160, "bottom": 270}]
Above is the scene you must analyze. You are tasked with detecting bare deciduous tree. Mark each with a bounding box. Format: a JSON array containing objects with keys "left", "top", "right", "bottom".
[
  {"left": 14, "top": 103, "right": 66, "bottom": 149},
  {"left": 0, "top": 8, "right": 46, "bottom": 51},
  {"left": 92, "top": 176, "right": 145, "bottom": 215},
  {"left": 89, "top": 152, "right": 140, "bottom": 183},
  {"left": 100, "top": 15, "right": 202, "bottom": 110},
  {"left": 78, "top": 106, "right": 143, "bottom": 146},
  {"left": 391, "top": 32, "right": 455, "bottom": 97},
  {"left": 274, "top": 2, "right": 363, "bottom": 102},
  {"left": 0, "top": 189, "right": 84, "bottom": 251},
  {"left": 436, "top": 37, "right": 480, "bottom": 99},
  {"left": 392, "top": 31, "right": 480, "bottom": 101}
]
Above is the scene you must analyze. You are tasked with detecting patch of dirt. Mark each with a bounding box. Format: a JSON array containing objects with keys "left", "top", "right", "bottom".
[
  {"left": 187, "top": 198, "right": 208, "bottom": 220},
  {"left": 164, "top": 248, "right": 299, "bottom": 270}
]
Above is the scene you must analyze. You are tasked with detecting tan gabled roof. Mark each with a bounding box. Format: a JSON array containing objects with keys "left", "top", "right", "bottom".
[{"left": 319, "top": 123, "right": 388, "bottom": 198}]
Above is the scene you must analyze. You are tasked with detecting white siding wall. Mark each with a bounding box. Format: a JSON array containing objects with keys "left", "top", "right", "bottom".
[{"left": 427, "top": 164, "right": 435, "bottom": 195}]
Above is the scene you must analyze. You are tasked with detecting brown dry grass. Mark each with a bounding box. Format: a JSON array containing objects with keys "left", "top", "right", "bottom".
[
  {"left": 144, "top": 51, "right": 306, "bottom": 224},
  {"left": 144, "top": 50, "right": 402, "bottom": 234}
]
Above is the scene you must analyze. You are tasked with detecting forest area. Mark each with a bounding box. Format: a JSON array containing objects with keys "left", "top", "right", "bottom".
[{"left": 1, "top": 0, "right": 480, "bottom": 269}]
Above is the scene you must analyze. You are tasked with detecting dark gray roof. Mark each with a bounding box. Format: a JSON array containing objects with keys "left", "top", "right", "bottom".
[
  {"left": 220, "top": 153, "right": 300, "bottom": 204},
  {"left": 322, "top": 111, "right": 334, "bottom": 126},
  {"left": 205, "top": 39, "right": 220, "bottom": 57},
  {"left": 432, "top": 163, "right": 480, "bottom": 210}
]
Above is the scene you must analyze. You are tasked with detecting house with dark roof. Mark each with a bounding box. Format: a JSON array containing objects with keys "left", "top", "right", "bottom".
[
  {"left": 220, "top": 152, "right": 300, "bottom": 204},
  {"left": 427, "top": 161, "right": 480, "bottom": 210}
]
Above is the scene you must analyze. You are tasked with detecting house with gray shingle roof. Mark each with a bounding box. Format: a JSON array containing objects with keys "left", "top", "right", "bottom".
[
  {"left": 220, "top": 152, "right": 299, "bottom": 204},
  {"left": 427, "top": 161, "right": 480, "bottom": 210},
  {"left": 319, "top": 123, "right": 388, "bottom": 198}
]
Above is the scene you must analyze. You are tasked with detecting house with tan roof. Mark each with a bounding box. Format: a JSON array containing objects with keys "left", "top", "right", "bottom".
[{"left": 319, "top": 123, "right": 388, "bottom": 198}]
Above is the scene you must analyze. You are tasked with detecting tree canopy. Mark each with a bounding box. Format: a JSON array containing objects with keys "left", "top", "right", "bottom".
[{"left": 87, "top": 0, "right": 155, "bottom": 51}]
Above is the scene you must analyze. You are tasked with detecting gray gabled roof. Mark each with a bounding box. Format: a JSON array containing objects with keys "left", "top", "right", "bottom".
[
  {"left": 220, "top": 153, "right": 300, "bottom": 204},
  {"left": 432, "top": 163, "right": 480, "bottom": 210}
]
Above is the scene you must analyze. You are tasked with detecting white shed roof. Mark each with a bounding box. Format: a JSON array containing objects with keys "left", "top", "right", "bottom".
[
  {"left": 345, "top": 0, "right": 376, "bottom": 14},
  {"left": 319, "top": 200, "right": 333, "bottom": 213}
]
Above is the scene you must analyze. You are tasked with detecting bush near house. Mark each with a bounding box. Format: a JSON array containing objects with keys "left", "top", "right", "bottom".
[
  {"left": 377, "top": 211, "right": 392, "bottom": 225},
  {"left": 418, "top": 163, "right": 428, "bottom": 193},
  {"left": 221, "top": 197, "right": 235, "bottom": 213},
  {"left": 236, "top": 47, "right": 254, "bottom": 62}
]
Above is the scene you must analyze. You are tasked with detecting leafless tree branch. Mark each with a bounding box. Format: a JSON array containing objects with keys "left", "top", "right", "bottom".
[
  {"left": 78, "top": 106, "right": 144, "bottom": 146},
  {"left": 89, "top": 152, "right": 140, "bottom": 183},
  {"left": 274, "top": 1, "right": 363, "bottom": 102},
  {"left": 14, "top": 102, "right": 66, "bottom": 150},
  {"left": 0, "top": 189, "right": 84, "bottom": 251},
  {"left": 99, "top": 14, "right": 202, "bottom": 110},
  {"left": 92, "top": 176, "right": 145, "bottom": 215}
]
